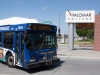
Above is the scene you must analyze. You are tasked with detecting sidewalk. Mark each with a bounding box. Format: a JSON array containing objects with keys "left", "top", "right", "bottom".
[{"left": 57, "top": 44, "right": 100, "bottom": 57}]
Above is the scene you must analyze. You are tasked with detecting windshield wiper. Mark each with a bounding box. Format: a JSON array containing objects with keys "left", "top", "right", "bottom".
[
  {"left": 39, "top": 33, "right": 46, "bottom": 50},
  {"left": 39, "top": 40, "right": 44, "bottom": 50}
]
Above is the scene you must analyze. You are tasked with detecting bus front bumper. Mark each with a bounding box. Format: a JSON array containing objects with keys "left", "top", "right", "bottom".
[{"left": 26, "top": 58, "right": 60, "bottom": 69}]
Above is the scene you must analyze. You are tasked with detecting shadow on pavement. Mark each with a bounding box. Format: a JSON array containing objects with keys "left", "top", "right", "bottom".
[
  {"left": 15, "top": 60, "right": 64, "bottom": 74},
  {"left": 0, "top": 61, "right": 6, "bottom": 65}
]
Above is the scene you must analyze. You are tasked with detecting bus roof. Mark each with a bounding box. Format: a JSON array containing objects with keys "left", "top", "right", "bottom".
[{"left": 0, "top": 17, "right": 38, "bottom": 26}]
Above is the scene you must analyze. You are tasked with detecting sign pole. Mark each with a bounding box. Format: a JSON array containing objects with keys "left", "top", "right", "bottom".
[{"left": 68, "top": 23, "right": 74, "bottom": 50}]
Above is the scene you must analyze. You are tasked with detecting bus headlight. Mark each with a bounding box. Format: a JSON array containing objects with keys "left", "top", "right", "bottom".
[
  {"left": 53, "top": 56, "right": 57, "bottom": 59},
  {"left": 30, "top": 59, "right": 35, "bottom": 62},
  {"left": 53, "top": 52, "right": 57, "bottom": 59}
]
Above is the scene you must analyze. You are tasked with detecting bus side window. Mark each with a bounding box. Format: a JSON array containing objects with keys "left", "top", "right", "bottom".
[{"left": 4, "top": 32, "right": 13, "bottom": 49}]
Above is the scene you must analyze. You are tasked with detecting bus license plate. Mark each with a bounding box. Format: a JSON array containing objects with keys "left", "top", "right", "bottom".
[{"left": 43, "top": 57, "right": 47, "bottom": 61}]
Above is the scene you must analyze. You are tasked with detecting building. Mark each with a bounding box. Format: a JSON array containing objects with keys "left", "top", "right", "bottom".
[{"left": 94, "top": 14, "right": 100, "bottom": 51}]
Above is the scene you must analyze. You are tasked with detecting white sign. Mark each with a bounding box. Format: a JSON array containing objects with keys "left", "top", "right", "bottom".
[
  {"left": 66, "top": 10, "right": 95, "bottom": 23},
  {"left": 18, "top": 26, "right": 23, "bottom": 29},
  {"left": 0, "top": 26, "right": 9, "bottom": 30}
]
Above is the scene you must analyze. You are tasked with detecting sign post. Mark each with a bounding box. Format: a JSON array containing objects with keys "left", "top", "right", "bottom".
[{"left": 66, "top": 10, "right": 95, "bottom": 50}]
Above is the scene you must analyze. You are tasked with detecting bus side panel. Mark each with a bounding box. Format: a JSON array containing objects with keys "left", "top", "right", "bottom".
[
  {"left": 0, "top": 48, "right": 6, "bottom": 62},
  {"left": 0, "top": 48, "right": 9, "bottom": 62},
  {"left": 0, "top": 48, "right": 15, "bottom": 62}
]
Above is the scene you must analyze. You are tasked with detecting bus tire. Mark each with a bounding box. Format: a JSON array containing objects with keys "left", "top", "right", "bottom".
[{"left": 6, "top": 53, "right": 16, "bottom": 68}]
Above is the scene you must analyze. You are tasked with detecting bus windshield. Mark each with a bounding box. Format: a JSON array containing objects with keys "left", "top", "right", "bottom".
[{"left": 26, "top": 32, "right": 56, "bottom": 50}]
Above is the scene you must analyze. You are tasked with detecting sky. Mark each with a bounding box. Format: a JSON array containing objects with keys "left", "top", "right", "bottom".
[{"left": 0, "top": 0, "right": 100, "bottom": 35}]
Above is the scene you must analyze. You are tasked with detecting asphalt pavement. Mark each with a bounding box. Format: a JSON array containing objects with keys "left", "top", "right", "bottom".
[
  {"left": 57, "top": 44, "right": 100, "bottom": 57},
  {"left": 0, "top": 56, "right": 100, "bottom": 75},
  {"left": 0, "top": 44, "right": 100, "bottom": 75}
]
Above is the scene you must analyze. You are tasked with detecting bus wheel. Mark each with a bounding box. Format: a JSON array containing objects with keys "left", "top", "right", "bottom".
[{"left": 6, "top": 54, "right": 15, "bottom": 68}]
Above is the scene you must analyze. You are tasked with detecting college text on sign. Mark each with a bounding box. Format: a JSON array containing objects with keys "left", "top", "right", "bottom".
[
  {"left": 66, "top": 10, "right": 95, "bottom": 23},
  {"left": 0, "top": 49, "right": 3, "bottom": 58}
]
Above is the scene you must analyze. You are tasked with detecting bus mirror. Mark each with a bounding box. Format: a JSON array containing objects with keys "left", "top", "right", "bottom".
[
  {"left": 23, "top": 31, "right": 27, "bottom": 36},
  {"left": 23, "top": 31, "right": 28, "bottom": 42},
  {"left": 24, "top": 34, "right": 28, "bottom": 42}
]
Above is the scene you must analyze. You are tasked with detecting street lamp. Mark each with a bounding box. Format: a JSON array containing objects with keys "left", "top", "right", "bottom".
[{"left": 42, "top": 7, "right": 61, "bottom": 43}]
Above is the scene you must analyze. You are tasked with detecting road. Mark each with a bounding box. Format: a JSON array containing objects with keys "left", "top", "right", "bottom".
[
  {"left": 0, "top": 44, "right": 98, "bottom": 75},
  {"left": 0, "top": 56, "right": 100, "bottom": 75}
]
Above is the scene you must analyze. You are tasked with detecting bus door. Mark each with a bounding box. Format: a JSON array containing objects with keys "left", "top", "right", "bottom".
[{"left": 15, "top": 32, "right": 24, "bottom": 65}]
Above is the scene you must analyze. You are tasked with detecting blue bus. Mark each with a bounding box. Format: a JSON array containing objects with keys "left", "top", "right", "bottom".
[{"left": 0, "top": 23, "right": 60, "bottom": 69}]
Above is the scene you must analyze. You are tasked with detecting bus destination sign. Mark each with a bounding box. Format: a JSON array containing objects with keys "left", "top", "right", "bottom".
[{"left": 32, "top": 25, "right": 55, "bottom": 31}]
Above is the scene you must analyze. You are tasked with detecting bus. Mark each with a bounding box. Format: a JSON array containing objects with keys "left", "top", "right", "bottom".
[{"left": 0, "top": 23, "right": 60, "bottom": 69}]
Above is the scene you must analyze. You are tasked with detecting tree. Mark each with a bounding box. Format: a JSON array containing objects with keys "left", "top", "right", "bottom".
[
  {"left": 64, "top": 34, "right": 68, "bottom": 43},
  {"left": 76, "top": 28, "right": 87, "bottom": 37},
  {"left": 76, "top": 28, "right": 88, "bottom": 45},
  {"left": 87, "top": 29, "right": 94, "bottom": 38}
]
